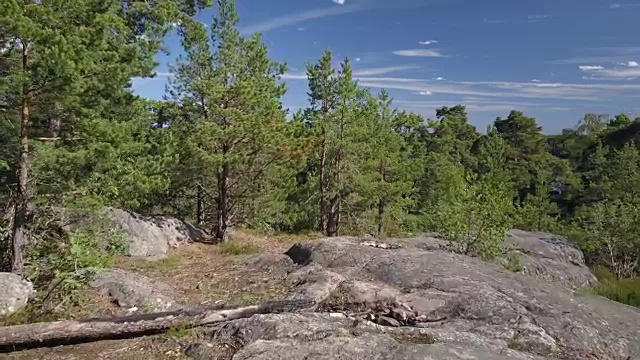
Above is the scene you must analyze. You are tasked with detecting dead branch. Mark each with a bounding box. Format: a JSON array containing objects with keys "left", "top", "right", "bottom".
[{"left": 0, "top": 299, "right": 314, "bottom": 353}]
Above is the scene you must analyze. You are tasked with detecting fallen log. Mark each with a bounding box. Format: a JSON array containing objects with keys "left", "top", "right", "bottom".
[{"left": 0, "top": 299, "right": 314, "bottom": 353}]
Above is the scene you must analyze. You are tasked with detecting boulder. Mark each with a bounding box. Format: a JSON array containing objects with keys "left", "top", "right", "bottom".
[
  {"left": 0, "top": 273, "right": 33, "bottom": 316},
  {"left": 65, "top": 207, "right": 209, "bottom": 260},
  {"left": 104, "top": 208, "right": 208, "bottom": 259},
  {"left": 500, "top": 229, "right": 597, "bottom": 289},
  {"left": 90, "top": 269, "right": 182, "bottom": 312},
  {"left": 263, "top": 237, "right": 639, "bottom": 360}
]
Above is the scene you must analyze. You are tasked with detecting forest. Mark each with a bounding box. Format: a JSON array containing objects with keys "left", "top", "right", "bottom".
[{"left": 1, "top": 0, "right": 639, "bottom": 311}]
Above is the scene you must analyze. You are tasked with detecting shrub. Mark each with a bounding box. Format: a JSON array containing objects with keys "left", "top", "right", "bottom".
[
  {"left": 587, "top": 265, "right": 640, "bottom": 307},
  {"left": 589, "top": 277, "right": 640, "bottom": 307},
  {"left": 2, "top": 206, "right": 128, "bottom": 323}
]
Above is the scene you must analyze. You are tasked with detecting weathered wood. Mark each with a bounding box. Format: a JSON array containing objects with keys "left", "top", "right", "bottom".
[{"left": 0, "top": 299, "right": 314, "bottom": 352}]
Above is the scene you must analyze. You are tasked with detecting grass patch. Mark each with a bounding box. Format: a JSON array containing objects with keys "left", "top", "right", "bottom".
[
  {"left": 119, "top": 253, "right": 182, "bottom": 271},
  {"left": 501, "top": 251, "right": 524, "bottom": 273},
  {"left": 161, "top": 324, "right": 192, "bottom": 340},
  {"left": 586, "top": 265, "right": 640, "bottom": 307},
  {"left": 588, "top": 277, "right": 640, "bottom": 307},
  {"left": 218, "top": 240, "right": 262, "bottom": 256}
]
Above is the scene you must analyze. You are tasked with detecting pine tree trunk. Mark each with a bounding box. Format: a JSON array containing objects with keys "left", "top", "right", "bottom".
[
  {"left": 10, "top": 39, "right": 31, "bottom": 274},
  {"left": 377, "top": 162, "right": 385, "bottom": 236},
  {"left": 214, "top": 161, "right": 229, "bottom": 242},
  {"left": 319, "top": 133, "right": 327, "bottom": 232},
  {"left": 327, "top": 111, "right": 345, "bottom": 237},
  {"left": 196, "top": 183, "right": 204, "bottom": 225}
]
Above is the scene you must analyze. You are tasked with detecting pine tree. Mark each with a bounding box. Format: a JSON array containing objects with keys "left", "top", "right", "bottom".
[
  {"left": 305, "top": 50, "right": 338, "bottom": 233},
  {"left": 0, "top": 0, "right": 210, "bottom": 272},
  {"left": 167, "top": 0, "right": 291, "bottom": 241}
]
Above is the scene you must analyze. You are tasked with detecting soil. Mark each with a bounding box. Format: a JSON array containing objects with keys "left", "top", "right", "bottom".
[{"left": 2, "top": 231, "right": 319, "bottom": 360}]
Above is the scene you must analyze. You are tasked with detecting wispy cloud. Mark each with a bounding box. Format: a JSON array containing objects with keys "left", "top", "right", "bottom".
[
  {"left": 239, "top": 4, "right": 360, "bottom": 35},
  {"left": 552, "top": 46, "right": 640, "bottom": 65},
  {"left": 579, "top": 65, "right": 605, "bottom": 71},
  {"left": 282, "top": 67, "right": 640, "bottom": 101},
  {"left": 155, "top": 72, "right": 174, "bottom": 77},
  {"left": 419, "top": 40, "right": 438, "bottom": 45},
  {"left": 394, "top": 99, "right": 566, "bottom": 113},
  {"left": 609, "top": 3, "right": 640, "bottom": 8},
  {"left": 619, "top": 61, "right": 639, "bottom": 67},
  {"left": 531, "top": 79, "right": 541, "bottom": 82},
  {"left": 352, "top": 65, "right": 419, "bottom": 76},
  {"left": 417, "top": 90, "right": 433, "bottom": 95},
  {"left": 393, "top": 49, "right": 447, "bottom": 57},
  {"left": 332, "top": 0, "right": 346, "bottom": 4},
  {"left": 484, "top": 14, "right": 552, "bottom": 24},
  {"left": 281, "top": 65, "right": 416, "bottom": 81},
  {"left": 583, "top": 67, "right": 640, "bottom": 80}
]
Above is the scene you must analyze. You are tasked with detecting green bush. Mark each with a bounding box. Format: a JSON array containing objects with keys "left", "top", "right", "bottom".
[
  {"left": 1, "top": 206, "right": 128, "bottom": 323},
  {"left": 587, "top": 266, "right": 640, "bottom": 307},
  {"left": 589, "top": 278, "right": 640, "bottom": 307}
]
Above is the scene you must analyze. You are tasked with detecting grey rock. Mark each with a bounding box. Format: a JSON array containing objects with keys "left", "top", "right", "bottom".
[
  {"left": 245, "top": 253, "right": 296, "bottom": 277},
  {"left": 0, "top": 273, "right": 33, "bottom": 315},
  {"left": 275, "top": 237, "right": 640, "bottom": 360},
  {"left": 105, "top": 207, "right": 208, "bottom": 259},
  {"left": 206, "top": 313, "right": 542, "bottom": 360},
  {"left": 500, "top": 229, "right": 597, "bottom": 289},
  {"left": 63, "top": 207, "right": 208, "bottom": 260},
  {"left": 90, "top": 269, "right": 182, "bottom": 312}
]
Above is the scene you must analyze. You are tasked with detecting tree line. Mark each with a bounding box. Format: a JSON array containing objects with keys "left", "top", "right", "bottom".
[{"left": 1, "top": 0, "right": 639, "bottom": 287}]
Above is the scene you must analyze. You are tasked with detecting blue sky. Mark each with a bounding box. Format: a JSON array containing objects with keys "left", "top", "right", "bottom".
[{"left": 132, "top": 0, "right": 640, "bottom": 133}]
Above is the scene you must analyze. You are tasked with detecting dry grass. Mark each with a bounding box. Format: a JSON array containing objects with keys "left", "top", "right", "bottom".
[{"left": 4, "top": 230, "right": 317, "bottom": 359}]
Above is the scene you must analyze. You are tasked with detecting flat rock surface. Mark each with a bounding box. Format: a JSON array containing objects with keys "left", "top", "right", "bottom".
[{"left": 264, "top": 237, "right": 640, "bottom": 360}]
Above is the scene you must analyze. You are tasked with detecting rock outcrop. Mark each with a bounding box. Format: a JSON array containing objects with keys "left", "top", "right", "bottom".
[
  {"left": 501, "top": 229, "right": 598, "bottom": 289},
  {"left": 90, "top": 269, "right": 182, "bottom": 312},
  {"left": 0, "top": 273, "right": 33, "bottom": 316},
  {"left": 105, "top": 208, "right": 208, "bottom": 259},
  {"left": 65, "top": 207, "right": 208, "bottom": 260},
  {"left": 198, "top": 235, "right": 639, "bottom": 360}
]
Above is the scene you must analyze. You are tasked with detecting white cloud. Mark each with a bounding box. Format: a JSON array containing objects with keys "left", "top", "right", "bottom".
[
  {"left": 282, "top": 68, "right": 640, "bottom": 101},
  {"left": 353, "top": 65, "right": 418, "bottom": 76},
  {"left": 393, "top": 49, "right": 447, "bottom": 57},
  {"left": 610, "top": 3, "right": 640, "bottom": 8},
  {"left": 588, "top": 67, "right": 640, "bottom": 79},
  {"left": 418, "top": 91, "right": 432, "bottom": 95},
  {"left": 579, "top": 65, "right": 605, "bottom": 71},
  {"left": 354, "top": 57, "right": 361, "bottom": 62},
  {"left": 528, "top": 14, "right": 552, "bottom": 19},
  {"left": 281, "top": 65, "right": 415, "bottom": 81},
  {"left": 484, "top": 14, "right": 552, "bottom": 24},
  {"left": 531, "top": 79, "right": 541, "bottom": 82},
  {"left": 418, "top": 40, "right": 438, "bottom": 45},
  {"left": 434, "top": 77, "right": 445, "bottom": 81},
  {"left": 622, "top": 61, "right": 639, "bottom": 67},
  {"left": 332, "top": 0, "right": 345, "bottom": 4},
  {"left": 155, "top": 72, "right": 174, "bottom": 77},
  {"left": 297, "top": 27, "right": 306, "bottom": 31},
  {"left": 239, "top": 4, "right": 360, "bottom": 34},
  {"left": 552, "top": 46, "right": 640, "bottom": 65}
]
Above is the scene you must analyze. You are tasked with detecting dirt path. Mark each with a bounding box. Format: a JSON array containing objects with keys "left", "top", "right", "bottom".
[{"left": 3, "top": 231, "right": 315, "bottom": 360}]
